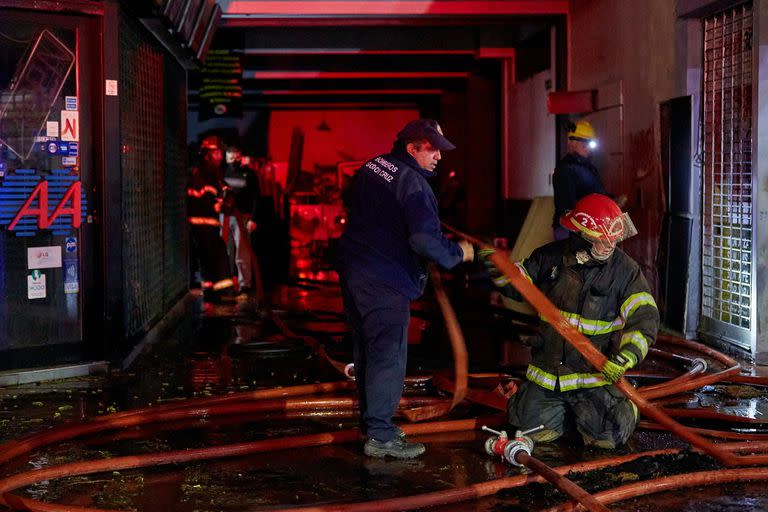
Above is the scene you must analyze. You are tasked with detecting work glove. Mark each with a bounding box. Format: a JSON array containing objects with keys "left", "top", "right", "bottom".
[
  {"left": 458, "top": 239, "right": 475, "bottom": 263},
  {"left": 478, "top": 248, "right": 510, "bottom": 287},
  {"left": 601, "top": 350, "right": 638, "bottom": 383}
]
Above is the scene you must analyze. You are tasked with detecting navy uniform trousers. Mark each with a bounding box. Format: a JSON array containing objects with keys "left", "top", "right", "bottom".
[{"left": 339, "top": 272, "right": 410, "bottom": 444}]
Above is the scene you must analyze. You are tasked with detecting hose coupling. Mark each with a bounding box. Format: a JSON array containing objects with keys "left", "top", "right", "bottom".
[
  {"left": 503, "top": 430, "right": 535, "bottom": 466},
  {"left": 691, "top": 358, "right": 708, "bottom": 372},
  {"left": 481, "top": 425, "right": 509, "bottom": 456},
  {"left": 482, "top": 425, "right": 542, "bottom": 465}
]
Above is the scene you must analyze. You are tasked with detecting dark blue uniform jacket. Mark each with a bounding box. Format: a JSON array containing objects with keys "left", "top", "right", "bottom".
[
  {"left": 552, "top": 152, "right": 608, "bottom": 227},
  {"left": 338, "top": 145, "right": 464, "bottom": 299}
]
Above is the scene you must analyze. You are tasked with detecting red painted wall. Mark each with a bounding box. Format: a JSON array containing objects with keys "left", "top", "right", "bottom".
[{"left": 268, "top": 109, "right": 419, "bottom": 172}]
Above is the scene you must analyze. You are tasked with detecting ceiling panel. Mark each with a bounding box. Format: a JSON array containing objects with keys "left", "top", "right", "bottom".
[{"left": 189, "top": 2, "right": 564, "bottom": 111}]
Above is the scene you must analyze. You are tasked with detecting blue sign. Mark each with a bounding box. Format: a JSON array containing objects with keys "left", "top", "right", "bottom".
[
  {"left": 42, "top": 141, "right": 73, "bottom": 156},
  {"left": 65, "top": 237, "right": 77, "bottom": 253},
  {"left": 65, "top": 96, "right": 78, "bottom": 111}
]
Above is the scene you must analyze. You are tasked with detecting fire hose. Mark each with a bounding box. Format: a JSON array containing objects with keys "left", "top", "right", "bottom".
[
  {"left": 0, "top": 416, "right": 506, "bottom": 510},
  {"left": 400, "top": 265, "right": 468, "bottom": 421},
  {"left": 4, "top": 232, "right": 768, "bottom": 510}
]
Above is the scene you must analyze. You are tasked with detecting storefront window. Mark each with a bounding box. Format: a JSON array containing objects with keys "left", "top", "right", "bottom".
[{"left": 0, "top": 18, "right": 87, "bottom": 364}]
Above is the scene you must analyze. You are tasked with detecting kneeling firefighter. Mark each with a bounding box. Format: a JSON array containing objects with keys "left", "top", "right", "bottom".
[{"left": 482, "top": 193, "right": 659, "bottom": 448}]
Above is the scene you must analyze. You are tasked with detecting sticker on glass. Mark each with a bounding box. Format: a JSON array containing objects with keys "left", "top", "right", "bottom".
[
  {"left": 64, "top": 261, "right": 79, "bottom": 294},
  {"left": 28, "top": 270, "right": 46, "bottom": 299},
  {"left": 28, "top": 246, "right": 62, "bottom": 269}
]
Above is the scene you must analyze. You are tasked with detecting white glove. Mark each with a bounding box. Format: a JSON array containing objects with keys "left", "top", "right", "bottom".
[{"left": 458, "top": 239, "right": 475, "bottom": 262}]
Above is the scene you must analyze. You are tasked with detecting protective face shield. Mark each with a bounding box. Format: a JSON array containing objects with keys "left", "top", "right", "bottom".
[{"left": 560, "top": 194, "right": 636, "bottom": 260}]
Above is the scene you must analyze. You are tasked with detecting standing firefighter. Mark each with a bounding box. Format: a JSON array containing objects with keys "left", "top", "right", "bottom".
[
  {"left": 484, "top": 194, "right": 659, "bottom": 448},
  {"left": 187, "top": 136, "right": 234, "bottom": 302},
  {"left": 338, "top": 119, "right": 475, "bottom": 459},
  {"left": 552, "top": 120, "right": 626, "bottom": 240}
]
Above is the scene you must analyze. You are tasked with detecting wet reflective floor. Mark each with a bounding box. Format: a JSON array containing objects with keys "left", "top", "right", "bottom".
[{"left": 3, "top": 263, "right": 768, "bottom": 511}]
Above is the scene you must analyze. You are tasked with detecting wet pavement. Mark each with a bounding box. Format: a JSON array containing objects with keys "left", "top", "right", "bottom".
[{"left": 3, "top": 260, "right": 768, "bottom": 511}]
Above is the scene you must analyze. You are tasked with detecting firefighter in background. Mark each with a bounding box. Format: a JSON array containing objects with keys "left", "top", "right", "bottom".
[
  {"left": 483, "top": 194, "right": 659, "bottom": 448},
  {"left": 187, "top": 136, "right": 234, "bottom": 302},
  {"left": 552, "top": 120, "right": 626, "bottom": 240},
  {"left": 222, "top": 144, "right": 260, "bottom": 294}
]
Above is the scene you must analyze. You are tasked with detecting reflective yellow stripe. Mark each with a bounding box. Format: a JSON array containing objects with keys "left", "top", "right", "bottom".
[
  {"left": 212, "top": 278, "right": 234, "bottom": 290},
  {"left": 188, "top": 217, "right": 221, "bottom": 227},
  {"left": 620, "top": 330, "right": 650, "bottom": 358},
  {"left": 559, "top": 372, "right": 609, "bottom": 391},
  {"left": 493, "top": 275, "right": 510, "bottom": 287},
  {"left": 515, "top": 260, "right": 533, "bottom": 283},
  {"left": 568, "top": 216, "right": 603, "bottom": 239},
  {"left": 527, "top": 366, "right": 609, "bottom": 391},
  {"left": 620, "top": 292, "right": 657, "bottom": 321},
  {"left": 539, "top": 310, "right": 622, "bottom": 336},
  {"left": 538, "top": 292, "right": 658, "bottom": 336},
  {"left": 187, "top": 185, "right": 219, "bottom": 198},
  {"left": 526, "top": 365, "right": 557, "bottom": 391}
]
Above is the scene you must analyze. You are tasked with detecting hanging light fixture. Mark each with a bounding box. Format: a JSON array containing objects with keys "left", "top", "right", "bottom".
[{"left": 317, "top": 113, "right": 331, "bottom": 132}]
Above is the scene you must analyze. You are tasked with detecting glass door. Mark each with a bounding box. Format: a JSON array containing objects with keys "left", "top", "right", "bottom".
[{"left": 0, "top": 10, "right": 98, "bottom": 367}]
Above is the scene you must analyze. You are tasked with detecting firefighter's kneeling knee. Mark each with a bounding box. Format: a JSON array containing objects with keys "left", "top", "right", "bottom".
[{"left": 529, "top": 428, "right": 561, "bottom": 443}]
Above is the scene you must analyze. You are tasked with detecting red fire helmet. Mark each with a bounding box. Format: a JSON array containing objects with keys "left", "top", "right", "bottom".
[{"left": 560, "top": 193, "right": 634, "bottom": 243}]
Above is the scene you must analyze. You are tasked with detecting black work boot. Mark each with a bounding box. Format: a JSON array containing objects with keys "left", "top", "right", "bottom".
[
  {"left": 363, "top": 437, "right": 426, "bottom": 459},
  {"left": 360, "top": 426, "right": 407, "bottom": 442}
]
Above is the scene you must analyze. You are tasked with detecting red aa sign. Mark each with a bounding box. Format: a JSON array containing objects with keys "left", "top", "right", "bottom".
[{"left": 8, "top": 181, "right": 82, "bottom": 230}]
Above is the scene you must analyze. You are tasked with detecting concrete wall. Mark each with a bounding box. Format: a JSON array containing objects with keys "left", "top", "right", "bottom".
[
  {"left": 569, "top": 0, "right": 677, "bottom": 292},
  {"left": 506, "top": 69, "right": 557, "bottom": 200}
]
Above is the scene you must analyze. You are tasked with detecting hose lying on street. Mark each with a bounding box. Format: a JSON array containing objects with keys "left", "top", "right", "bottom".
[{"left": 5, "top": 225, "right": 768, "bottom": 510}]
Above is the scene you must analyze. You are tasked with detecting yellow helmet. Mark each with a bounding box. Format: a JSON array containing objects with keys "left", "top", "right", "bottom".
[{"left": 568, "top": 120, "right": 596, "bottom": 142}]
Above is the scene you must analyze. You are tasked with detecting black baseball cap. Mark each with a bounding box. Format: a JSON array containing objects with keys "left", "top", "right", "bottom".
[{"left": 396, "top": 119, "right": 456, "bottom": 151}]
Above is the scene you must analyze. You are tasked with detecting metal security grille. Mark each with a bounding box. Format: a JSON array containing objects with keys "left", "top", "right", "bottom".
[
  {"left": 700, "top": 2, "right": 753, "bottom": 349},
  {"left": 120, "top": 14, "right": 164, "bottom": 338},
  {"left": 162, "top": 55, "right": 190, "bottom": 312}
]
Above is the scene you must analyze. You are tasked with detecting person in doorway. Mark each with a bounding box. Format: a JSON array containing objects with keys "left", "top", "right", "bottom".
[
  {"left": 187, "top": 136, "right": 234, "bottom": 303},
  {"left": 483, "top": 193, "right": 659, "bottom": 449},
  {"left": 552, "top": 120, "right": 626, "bottom": 240},
  {"left": 222, "top": 144, "right": 260, "bottom": 295},
  {"left": 337, "top": 118, "right": 475, "bottom": 459},
  {"left": 250, "top": 157, "right": 289, "bottom": 293}
]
